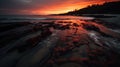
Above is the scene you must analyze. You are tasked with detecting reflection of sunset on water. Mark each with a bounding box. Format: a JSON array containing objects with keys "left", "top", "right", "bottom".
[{"left": 0, "top": 14, "right": 120, "bottom": 67}]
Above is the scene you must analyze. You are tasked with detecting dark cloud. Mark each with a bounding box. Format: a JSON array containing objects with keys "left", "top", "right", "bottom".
[{"left": 0, "top": 0, "right": 66, "bottom": 9}]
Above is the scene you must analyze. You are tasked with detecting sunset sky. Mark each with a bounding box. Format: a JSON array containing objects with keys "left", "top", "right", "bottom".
[{"left": 0, "top": 0, "right": 119, "bottom": 15}]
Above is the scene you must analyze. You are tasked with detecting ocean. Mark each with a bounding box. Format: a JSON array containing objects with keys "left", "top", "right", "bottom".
[{"left": 0, "top": 15, "right": 94, "bottom": 23}]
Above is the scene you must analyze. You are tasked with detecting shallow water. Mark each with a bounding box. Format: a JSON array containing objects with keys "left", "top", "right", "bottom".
[{"left": 0, "top": 15, "right": 94, "bottom": 22}]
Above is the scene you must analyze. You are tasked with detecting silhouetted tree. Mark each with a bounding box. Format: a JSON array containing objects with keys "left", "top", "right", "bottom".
[{"left": 59, "top": 1, "right": 120, "bottom": 15}]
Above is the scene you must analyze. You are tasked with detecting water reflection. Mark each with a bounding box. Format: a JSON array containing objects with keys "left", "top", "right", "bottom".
[
  {"left": 0, "top": 16, "right": 120, "bottom": 67},
  {"left": 42, "top": 19, "right": 120, "bottom": 67}
]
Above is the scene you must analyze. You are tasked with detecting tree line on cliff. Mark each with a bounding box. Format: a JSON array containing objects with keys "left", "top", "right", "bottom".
[{"left": 59, "top": 1, "right": 120, "bottom": 16}]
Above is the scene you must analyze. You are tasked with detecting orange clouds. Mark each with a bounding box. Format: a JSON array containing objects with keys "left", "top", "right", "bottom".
[{"left": 31, "top": 0, "right": 119, "bottom": 15}]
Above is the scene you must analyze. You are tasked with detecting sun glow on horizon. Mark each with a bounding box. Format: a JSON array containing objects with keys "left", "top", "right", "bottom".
[
  {"left": 31, "top": 9, "right": 73, "bottom": 15},
  {"left": 30, "top": 4, "right": 85, "bottom": 15}
]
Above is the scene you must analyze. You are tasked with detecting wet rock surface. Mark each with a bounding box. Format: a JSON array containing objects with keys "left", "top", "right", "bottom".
[{"left": 0, "top": 19, "right": 120, "bottom": 67}]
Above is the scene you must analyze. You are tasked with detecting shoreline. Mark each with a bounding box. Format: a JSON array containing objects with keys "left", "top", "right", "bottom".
[{"left": 82, "top": 14, "right": 120, "bottom": 29}]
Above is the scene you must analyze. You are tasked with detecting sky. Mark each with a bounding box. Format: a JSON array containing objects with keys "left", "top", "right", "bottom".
[{"left": 0, "top": 0, "right": 119, "bottom": 15}]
